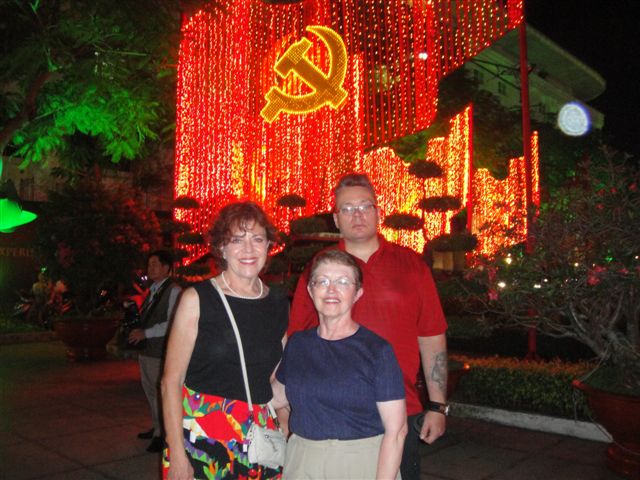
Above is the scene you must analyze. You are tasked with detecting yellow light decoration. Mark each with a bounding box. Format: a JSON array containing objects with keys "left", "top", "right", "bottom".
[{"left": 261, "top": 25, "right": 349, "bottom": 122}]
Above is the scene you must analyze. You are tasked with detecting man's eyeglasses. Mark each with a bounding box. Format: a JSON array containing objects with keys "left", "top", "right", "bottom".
[
  {"left": 337, "top": 203, "right": 377, "bottom": 216},
  {"left": 310, "top": 277, "right": 357, "bottom": 290}
]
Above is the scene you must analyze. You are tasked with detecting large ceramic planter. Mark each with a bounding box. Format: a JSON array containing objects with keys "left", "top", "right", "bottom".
[
  {"left": 573, "top": 379, "right": 640, "bottom": 479},
  {"left": 54, "top": 317, "right": 120, "bottom": 361},
  {"left": 432, "top": 251, "right": 467, "bottom": 272}
]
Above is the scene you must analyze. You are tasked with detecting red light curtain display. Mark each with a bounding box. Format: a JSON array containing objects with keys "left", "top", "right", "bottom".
[
  {"left": 432, "top": 0, "right": 524, "bottom": 79},
  {"left": 173, "top": 1, "right": 524, "bottom": 261},
  {"left": 358, "top": 147, "right": 425, "bottom": 252},
  {"left": 472, "top": 131, "right": 540, "bottom": 256},
  {"left": 363, "top": 109, "right": 538, "bottom": 258},
  {"left": 174, "top": 0, "right": 438, "bottom": 260},
  {"left": 423, "top": 105, "right": 472, "bottom": 238},
  {"left": 361, "top": 106, "right": 471, "bottom": 253}
]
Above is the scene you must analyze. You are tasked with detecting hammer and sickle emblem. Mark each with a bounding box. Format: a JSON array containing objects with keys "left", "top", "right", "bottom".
[{"left": 260, "top": 25, "right": 348, "bottom": 122}]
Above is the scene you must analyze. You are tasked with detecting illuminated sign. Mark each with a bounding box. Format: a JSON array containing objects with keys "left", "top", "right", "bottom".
[{"left": 260, "top": 25, "right": 348, "bottom": 122}]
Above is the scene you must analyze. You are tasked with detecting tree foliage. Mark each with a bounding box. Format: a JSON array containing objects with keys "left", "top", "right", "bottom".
[
  {"left": 463, "top": 152, "right": 640, "bottom": 393},
  {"left": 38, "top": 179, "right": 162, "bottom": 316},
  {"left": 389, "top": 69, "right": 602, "bottom": 186},
  {"left": 0, "top": 0, "right": 182, "bottom": 170}
]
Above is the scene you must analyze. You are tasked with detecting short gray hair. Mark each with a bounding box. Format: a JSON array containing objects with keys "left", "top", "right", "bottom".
[{"left": 309, "top": 249, "right": 363, "bottom": 289}]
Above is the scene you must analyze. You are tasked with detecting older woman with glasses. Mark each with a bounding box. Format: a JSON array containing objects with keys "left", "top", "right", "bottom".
[
  {"left": 272, "top": 249, "right": 407, "bottom": 480},
  {"left": 162, "top": 201, "right": 288, "bottom": 480}
]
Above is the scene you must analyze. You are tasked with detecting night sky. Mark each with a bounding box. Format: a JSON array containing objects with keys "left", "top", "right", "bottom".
[{"left": 525, "top": 0, "right": 639, "bottom": 158}]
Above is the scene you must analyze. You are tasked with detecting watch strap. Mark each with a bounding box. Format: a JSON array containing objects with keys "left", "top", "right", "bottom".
[{"left": 428, "top": 401, "right": 450, "bottom": 416}]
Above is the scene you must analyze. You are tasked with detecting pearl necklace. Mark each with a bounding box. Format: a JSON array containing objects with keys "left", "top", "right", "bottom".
[{"left": 221, "top": 271, "right": 264, "bottom": 300}]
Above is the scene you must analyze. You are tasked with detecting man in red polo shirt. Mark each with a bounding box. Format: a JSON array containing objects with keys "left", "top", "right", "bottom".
[{"left": 289, "top": 173, "right": 448, "bottom": 480}]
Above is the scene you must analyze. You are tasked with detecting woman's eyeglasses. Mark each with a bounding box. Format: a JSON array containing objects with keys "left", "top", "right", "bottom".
[
  {"left": 337, "top": 203, "right": 377, "bottom": 216},
  {"left": 310, "top": 277, "right": 357, "bottom": 290}
]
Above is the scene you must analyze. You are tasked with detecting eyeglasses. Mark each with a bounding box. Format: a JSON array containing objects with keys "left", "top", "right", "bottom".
[
  {"left": 337, "top": 203, "right": 377, "bottom": 216},
  {"left": 310, "top": 276, "right": 357, "bottom": 290}
]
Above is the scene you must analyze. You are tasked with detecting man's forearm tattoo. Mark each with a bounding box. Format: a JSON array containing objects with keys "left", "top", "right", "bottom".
[{"left": 429, "top": 351, "right": 448, "bottom": 395}]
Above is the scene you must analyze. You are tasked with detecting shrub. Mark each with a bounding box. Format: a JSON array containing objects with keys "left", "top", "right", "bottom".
[
  {"left": 418, "top": 195, "right": 462, "bottom": 212},
  {"left": 290, "top": 216, "right": 328, "bottom": 235},
  {"left": 429, "top": 232, "right": 477, "bottom": 252},
  {"left": 383, "top": 213, "right": 423, "bottom": 231},
  {"left": 176, "top": 232, "right": 205, "bottom": 245},
  {"left": 277, "top": 194, "right": 306, "bottom": 208},
  {"left": 38, "top": 181, "right": 161, "bottom": 316},
  {"left": 451, "top": 354, "right": 593, "bottom": 419},
  {"left": 408, "top": 160, "right": 443, "bottom": 179},
  {"left": 173, "top": 196, "right": 200, "bottom": 209},
  {"left": 446, "top": 315, "right": 492, "bottom": 339}
]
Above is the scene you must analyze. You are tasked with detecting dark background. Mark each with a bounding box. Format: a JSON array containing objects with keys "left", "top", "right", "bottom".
[{"left": 526, "top": 0, "right": 639, "bottom": 158}]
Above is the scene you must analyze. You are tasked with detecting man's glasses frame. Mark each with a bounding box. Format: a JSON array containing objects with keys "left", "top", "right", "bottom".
[{"left": 336, "top": 203, "right": 377, "bottom": 216}]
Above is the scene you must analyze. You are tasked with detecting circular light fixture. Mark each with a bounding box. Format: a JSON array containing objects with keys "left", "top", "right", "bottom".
[{"left": 557, "top": 102, "right": 590, "bottom": 136}]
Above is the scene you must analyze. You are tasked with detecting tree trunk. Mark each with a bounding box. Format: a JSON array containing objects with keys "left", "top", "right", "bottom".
[{"left": 0, "top": 71, "right": 52, "bottom": 158}]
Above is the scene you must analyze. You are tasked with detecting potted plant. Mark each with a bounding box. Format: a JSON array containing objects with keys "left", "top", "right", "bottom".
[
  {"left": 38, "top": 179, "right": 161, "bottom": 361},
  {"left": 462, "top": 153, "right": 639, "bottom": 478}
]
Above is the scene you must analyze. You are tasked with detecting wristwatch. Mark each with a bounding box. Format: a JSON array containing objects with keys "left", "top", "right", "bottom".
[{"left": 428, "top": 401, "right": 450, "bottom": 416}]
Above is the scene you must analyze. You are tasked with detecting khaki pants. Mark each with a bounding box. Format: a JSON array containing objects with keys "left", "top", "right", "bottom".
[
  {"left": 139, "top": 354, "right": 163, "bottom": 435},
  {"left": 283, "top": 434, "right": 401, "bottom": 480}
]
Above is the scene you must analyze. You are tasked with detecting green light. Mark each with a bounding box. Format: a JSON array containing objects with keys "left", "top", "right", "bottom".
[
  {"left": 0, "top": 179, "right": 38, "bottom": 233},
  {"left": 0, "top": 199, "right": 38, "bottom": 233}
]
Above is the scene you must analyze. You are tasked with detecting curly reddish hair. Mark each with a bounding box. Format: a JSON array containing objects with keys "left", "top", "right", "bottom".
[{"left": 209, "top": 201, "right": 278, "bottom": 270}]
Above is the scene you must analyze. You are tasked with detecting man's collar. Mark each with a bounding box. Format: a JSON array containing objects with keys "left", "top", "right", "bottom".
[
  {"left": 150, "top": 277, "right": 170, "bottom": 291},
  {"left": 338, "top": 234, "right": 386, "bottom": 260}
]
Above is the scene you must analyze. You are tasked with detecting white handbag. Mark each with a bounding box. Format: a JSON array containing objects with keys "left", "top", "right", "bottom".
[{"left": 211, "top": 279, "right": 286, "bottom": 469}]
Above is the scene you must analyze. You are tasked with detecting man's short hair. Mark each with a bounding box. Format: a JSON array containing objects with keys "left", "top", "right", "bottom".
[
  {"left": 333, "top": 173, "right": 377, "bottom": 199},
  {"left": 148, "top": 250, "right": 174, "bottom": 270}
]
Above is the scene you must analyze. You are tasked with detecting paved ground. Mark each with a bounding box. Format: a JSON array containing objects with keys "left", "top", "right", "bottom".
[{"left": 0, "top": 341, "right": 625, "bottom": 479}]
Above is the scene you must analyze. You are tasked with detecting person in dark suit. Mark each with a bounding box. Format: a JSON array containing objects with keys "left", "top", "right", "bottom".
[{"left": 129, "top": 250, "right": 181, "bottom": 452}]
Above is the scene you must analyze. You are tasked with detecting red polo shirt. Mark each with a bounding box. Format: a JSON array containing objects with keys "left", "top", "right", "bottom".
[{"left": 289, "top": 236, "right": 447, "bottom": 415}]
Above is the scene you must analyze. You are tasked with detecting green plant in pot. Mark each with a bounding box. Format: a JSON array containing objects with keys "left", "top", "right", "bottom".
[
  {"left": 38, "top": 180, "right": 161, "bottom": 360},
  {"left": 461, "top": 153, "right": 640, "bottom": 478}
]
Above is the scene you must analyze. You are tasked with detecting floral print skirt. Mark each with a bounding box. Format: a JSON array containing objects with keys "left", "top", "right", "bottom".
[{"left": 162, "top": 386, "right": 282, "bottom": 480}]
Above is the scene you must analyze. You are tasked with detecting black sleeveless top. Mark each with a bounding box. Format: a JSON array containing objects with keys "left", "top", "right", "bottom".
[{"left": 185, "top": 280, "right": 289, "bottom": 404}]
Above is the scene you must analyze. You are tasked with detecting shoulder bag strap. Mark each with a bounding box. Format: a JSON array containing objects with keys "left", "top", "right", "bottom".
[{"left": 210, "top": 278, "right": 254, "bottom": 412}]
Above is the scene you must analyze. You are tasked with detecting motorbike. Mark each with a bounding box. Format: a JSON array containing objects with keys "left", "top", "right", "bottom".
[{"left": 12, "top": 290, "right": 33, "bottom": 319}]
